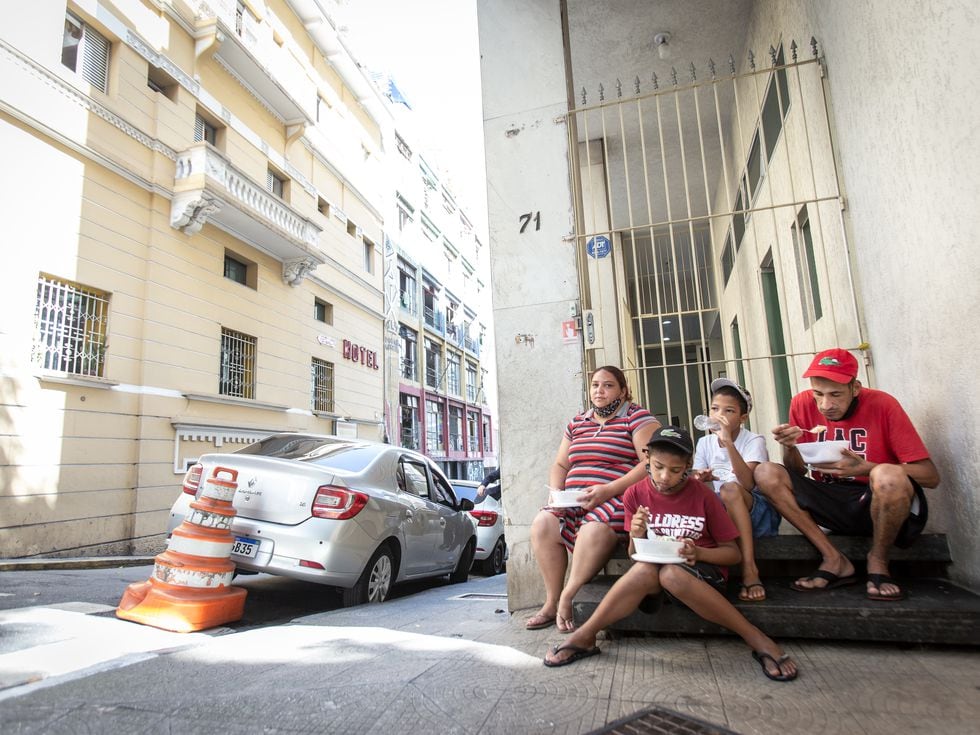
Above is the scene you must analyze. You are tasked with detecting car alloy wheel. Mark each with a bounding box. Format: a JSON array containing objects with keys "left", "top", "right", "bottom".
[
  {"left": 342, "top": 544, "right": 395, "bottom": 607},
  {"left": 366, "top": 551, "right": 393, "bottom": 602}
]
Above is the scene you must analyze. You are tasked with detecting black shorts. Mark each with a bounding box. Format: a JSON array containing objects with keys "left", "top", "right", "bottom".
[{"left": 788, "top": 471, "right": 928, "bottom": 549}]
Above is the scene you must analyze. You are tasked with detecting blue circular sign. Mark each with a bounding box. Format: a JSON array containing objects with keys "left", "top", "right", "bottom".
[{"left": 587, "top": 235, "right": 612, "bottom": 258}]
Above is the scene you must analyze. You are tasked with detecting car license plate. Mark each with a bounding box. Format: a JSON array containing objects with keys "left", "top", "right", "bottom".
[{"left": 231, "top": 536, "right": 258, "bottom": 558}]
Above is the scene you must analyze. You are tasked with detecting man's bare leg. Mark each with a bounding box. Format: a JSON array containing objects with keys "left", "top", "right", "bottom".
[
  {"left": 555, "top": 521, "right": 618, "bottom": 630},
  {"left": 866, "top": 464, "right": 914, "bottom": 598},
  {"left": 755, "top": 462, "right": 854, "bottom": 589},
  {"left": 527, "top": 511, "right": 568, "bottom": 626}
]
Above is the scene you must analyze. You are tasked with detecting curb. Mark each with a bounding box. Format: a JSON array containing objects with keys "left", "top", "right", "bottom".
[{"left": 0, "top": 556, "right": 156, "bottom": 572}]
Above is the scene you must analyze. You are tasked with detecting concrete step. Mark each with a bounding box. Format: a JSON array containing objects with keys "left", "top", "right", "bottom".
[
  {"left": 573, "top": 575, "right": 980, "bottom": 645},
  {"left": 579, "top": 535, "right": 978, "bottom": 645}
]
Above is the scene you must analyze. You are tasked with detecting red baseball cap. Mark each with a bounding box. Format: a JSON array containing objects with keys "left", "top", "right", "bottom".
[{"left": 803, "top": 348, "right": 859, "bottom": 383}]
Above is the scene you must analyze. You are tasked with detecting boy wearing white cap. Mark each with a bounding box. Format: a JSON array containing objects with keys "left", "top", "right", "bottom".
[{"left": 691, "top": 378, "right": 780, "bottom": 602}]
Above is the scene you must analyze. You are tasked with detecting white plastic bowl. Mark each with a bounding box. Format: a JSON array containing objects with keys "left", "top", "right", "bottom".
[
  {"left": 548, "top": 489, "right": 585, "bottom": 507},
  {"left": 797, "top": 440, "right": 849, "bottom": 464},
  {"left": 633, "top": 535, "right": 683, "bottom": 557}
]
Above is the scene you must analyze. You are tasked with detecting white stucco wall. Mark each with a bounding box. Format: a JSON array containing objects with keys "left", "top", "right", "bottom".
[
  {"left": 748, "top": 0, "right": 980, "bottom": 590},
  {"left": 479, "top": 0, "right": 585, "bottom": 610}
]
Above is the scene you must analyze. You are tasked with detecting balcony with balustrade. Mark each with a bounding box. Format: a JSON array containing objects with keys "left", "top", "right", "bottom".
[
  {"left": 170, "top": 143, "right": 324, "bottom": 284},
  {"left": 193, "top": 0, "right": 315, "bottom": 127}
]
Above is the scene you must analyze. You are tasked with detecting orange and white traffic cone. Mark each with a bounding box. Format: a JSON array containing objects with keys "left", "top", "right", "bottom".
[{"left": 117, "top": 467, "right": 247, "bottom": 632}]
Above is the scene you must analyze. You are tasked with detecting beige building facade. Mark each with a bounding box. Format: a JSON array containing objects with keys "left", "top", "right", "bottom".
[
  {"left": 478, "top": 0, "right": 980, "bottom": 607},
  {"left": 0, "top": 0, "right": 392, "bottom": 557}
]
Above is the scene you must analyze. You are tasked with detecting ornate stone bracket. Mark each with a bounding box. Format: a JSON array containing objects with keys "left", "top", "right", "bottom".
[
  {"left": 171, "top": 192, "right": 222, "bottom": 234},
  {"left": 282, "top": 257, "right": 319, "bottom": 286}
]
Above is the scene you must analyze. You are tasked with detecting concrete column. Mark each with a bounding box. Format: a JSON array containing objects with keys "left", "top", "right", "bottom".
[{"left": 478, "top": 0, "right": 582, "bottom": 610}]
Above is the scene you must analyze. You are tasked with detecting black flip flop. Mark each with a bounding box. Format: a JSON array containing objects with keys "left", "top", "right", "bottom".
[
  {"left": 867, "top": 573, "right": 907, "bottom": 601},
  {"left": 543, "top": 643, "right": 600, "bottom": 667},
  {"left": 752, "top": 650, "right": 798, "bottom": 682},
  {"left": 791, "top": 569, "right": 857, "bottom": 592}
]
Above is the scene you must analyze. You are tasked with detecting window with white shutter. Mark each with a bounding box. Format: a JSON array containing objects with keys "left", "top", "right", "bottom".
[{"left": 61, "top": 12, "right": 110, "bottom": 93}]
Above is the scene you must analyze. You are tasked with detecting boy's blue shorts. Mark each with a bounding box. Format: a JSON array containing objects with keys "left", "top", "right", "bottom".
[{"left": 749, "top": 490, "right": 781, "bottom": 537}]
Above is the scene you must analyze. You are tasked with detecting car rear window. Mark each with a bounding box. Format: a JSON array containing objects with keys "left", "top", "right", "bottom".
[{"left": 237, "top": 436, "right": 378, "bottom": 472}]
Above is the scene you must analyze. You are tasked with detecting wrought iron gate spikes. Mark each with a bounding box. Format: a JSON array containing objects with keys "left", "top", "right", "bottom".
[
  {"left": 616, "top": 78, "right": 622, "bottom": 97},
  {"left": 810, "top": 36, "right": 819, "bottom": 57},
  {"left": 728, "top": 54, "right": 736, "bottom": 75},
  {"left": 634, "top": 75, "right": 640, "bottom": 94},
  {"left": 748, "top": 49, "right": 756, "bottom": 71},
  {"left": 769, "top": 45, "right": 778, "bottom": 66},
  {"left": 689, "top": 62, "right": 697, "bottom": 82},
  {"left": 581, "top": 86, "right": 587, "bottom": 105},
  {"left": 598, "top": 82, "right": 604, "bottom": 101},
  {"left": 651, "top": 72, "right": 659, "bottom": 90},
  {"left": 791, "top": 39, "right": 798, "bottom": 62},
  {"left": 670, "top": 67, "right": 678, "bottom": 86},
  {"left": 708, "top": 58, "right": 716, "bottom": 79}
]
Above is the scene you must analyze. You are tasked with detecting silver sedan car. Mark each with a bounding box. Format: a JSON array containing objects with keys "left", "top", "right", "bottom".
[{"left": 167, "top": 434, "right": 477, "bottom": 606}]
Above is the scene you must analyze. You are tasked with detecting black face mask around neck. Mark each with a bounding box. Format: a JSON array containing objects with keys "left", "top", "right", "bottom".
[{"left": 593, "top": 398, "right": 623, "bottom": 417}]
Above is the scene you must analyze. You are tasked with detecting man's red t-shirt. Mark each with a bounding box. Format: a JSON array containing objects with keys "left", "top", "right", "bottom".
[{"left": 790, "top": 387, "right": 930, "bottom": 484}]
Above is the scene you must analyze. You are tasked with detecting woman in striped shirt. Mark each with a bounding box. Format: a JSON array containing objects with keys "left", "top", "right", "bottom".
[{"left": 526, "top": 366, "right": 660, "bottom": 632}]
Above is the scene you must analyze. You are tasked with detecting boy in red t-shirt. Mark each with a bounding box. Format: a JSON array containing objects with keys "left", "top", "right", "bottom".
[{"left": 543, "top": 426, "right": 798, "bottom": 682}]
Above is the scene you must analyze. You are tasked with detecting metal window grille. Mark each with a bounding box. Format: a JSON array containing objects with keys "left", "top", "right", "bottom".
[
  {"left": 219, "top": 328, "right": 256, "bottom": 398},
  {"left": 467, "top": 413, "right": 479, "bottom": 452},
  {"left": 62, "top": 12, "right": 110, "bottom": 93},
  {"left": 400, "top": 394, "right": 419, "bottom": 449},
  {"left": 426, "top": 401, "right": 444, "bottom": 451},
  {"left": 311, "top": 358, "right": 334, "bottom": 412},
  {"left": 400, "top": 327, "right": 417, "bottom": 380},
  {"left": 447, "top": 355, "right": 461, "bottom": 395},
  {"left": 448, "top": 407, "right": 463, "bottom": 451},
  {"left": 425, "top": 339, "right": 440, "bottom": 388},
  {"left": 32, "top": 275, "right": 110, "bottom": 377},
  {"left": 568, "top": 40, "right": 861, "bottom": 432},
  {"left": 466, "top": 364, "right": 477, "bottom": 402}
]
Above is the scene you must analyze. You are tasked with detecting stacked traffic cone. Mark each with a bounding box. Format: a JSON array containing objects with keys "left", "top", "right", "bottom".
[{"left": 116, "top": 467, "right": 247, "bottom": 632}]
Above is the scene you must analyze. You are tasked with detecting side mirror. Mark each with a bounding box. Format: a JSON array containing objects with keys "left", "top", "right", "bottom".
[{"left": 459, "top": 498, "right": 475, "bottom": 511}]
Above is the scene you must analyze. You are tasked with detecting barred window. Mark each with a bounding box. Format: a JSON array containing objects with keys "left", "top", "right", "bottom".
[
  {"left": 61, "top": 12, "right": 110, "bottom": 93},
  {"left": 311, "top": 358, "right": 334, "bottom": 412},
  {"left": 219, "top": 328, "right": 256, "bottom": 398},
  {"left": 32, "top": 274, "right": 110, "bottom": 377}
]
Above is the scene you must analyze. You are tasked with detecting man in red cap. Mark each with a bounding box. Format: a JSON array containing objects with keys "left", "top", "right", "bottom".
[{"left": 755, "top": 348, "right": 939, "bottom": 601}]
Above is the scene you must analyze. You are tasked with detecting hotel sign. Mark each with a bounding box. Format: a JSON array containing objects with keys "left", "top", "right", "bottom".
[{"left": 343, "top": 339, "right": 379, "bottom": 370}]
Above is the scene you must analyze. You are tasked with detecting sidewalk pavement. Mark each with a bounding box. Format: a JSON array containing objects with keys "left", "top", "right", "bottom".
[{"left": 1, "top": 564, "right": 978, "bottom": 734}]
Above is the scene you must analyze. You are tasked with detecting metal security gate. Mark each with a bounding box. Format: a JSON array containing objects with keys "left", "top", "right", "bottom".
[{"left": 566, "top": 40, "right": 865, "bottom": 431}]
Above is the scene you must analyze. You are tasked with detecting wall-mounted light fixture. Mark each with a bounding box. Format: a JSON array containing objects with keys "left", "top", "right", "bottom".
[{"left": 654, "top": 32, "right": 671, "bottom": 60}]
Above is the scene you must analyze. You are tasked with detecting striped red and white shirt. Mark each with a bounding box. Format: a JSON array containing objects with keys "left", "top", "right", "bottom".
[{"left": 563, "top": 402, "right": 656, "bottom": 492}]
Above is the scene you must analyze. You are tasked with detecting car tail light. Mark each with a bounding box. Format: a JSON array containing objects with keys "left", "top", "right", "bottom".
[
  {"left": 311, "top": 486, "right": 369, "bottom": 520},
  {"left": 470, "top": 510, "right": 498, "bottom": 527},
  {"left": 182, "top": 463, "right": 203, "bottom": 496},
  {"left": 299, "top": 560, "right": 325, "bottom": 569}
]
